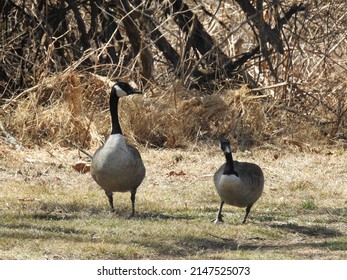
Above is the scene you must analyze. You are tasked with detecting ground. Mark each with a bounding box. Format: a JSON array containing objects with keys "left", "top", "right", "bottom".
[{"left": 0, "top": 141, "right": 346, "bottom": 259}]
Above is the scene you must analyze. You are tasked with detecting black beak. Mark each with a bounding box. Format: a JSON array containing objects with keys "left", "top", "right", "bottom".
[{"left": 129, "top": 88, "right": 142, "bottom": 95}]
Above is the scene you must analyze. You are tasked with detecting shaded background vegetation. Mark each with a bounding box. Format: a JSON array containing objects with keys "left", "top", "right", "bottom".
[{"left": 0, "top": 0, "right": 346, "bottom": 149}]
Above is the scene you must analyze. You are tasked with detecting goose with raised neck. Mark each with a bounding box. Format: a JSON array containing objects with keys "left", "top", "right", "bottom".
[{"left": 91, "top": 82, "right": 146, "bottom": 217}]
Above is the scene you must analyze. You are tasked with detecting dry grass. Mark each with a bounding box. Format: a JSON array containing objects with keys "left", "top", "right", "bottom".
[
  {"left": 3, "top": 71, "right": 340, "bottom": 153},
  {"left": 0, "top": 140, "right": 346, "bottom": 260}
]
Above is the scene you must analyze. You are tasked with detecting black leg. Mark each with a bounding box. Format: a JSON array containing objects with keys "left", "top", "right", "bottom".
[
  {"left": 212, "top": 201, "right": 225, "bottom": 223},
  {"left": 105, "top": 191, "right": 115, "bottom": 212},
  {"left": 130, "top": 189, "right": 137, "bottom": 217},
  {"left": 242, "top": 203, "right": 253, "bottom": 224}
]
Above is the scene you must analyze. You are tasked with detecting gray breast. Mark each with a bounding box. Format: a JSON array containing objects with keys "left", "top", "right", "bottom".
[
  {"left": 91, "top": 135, "right": 146, "bottom": 193},
  {"left": 214, "top": 161, "right": 264, "bottom": 207}
]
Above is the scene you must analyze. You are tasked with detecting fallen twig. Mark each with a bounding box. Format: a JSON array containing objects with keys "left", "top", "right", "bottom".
[{"left": 64, "top": 137, "right": 93, "bottom": 159}]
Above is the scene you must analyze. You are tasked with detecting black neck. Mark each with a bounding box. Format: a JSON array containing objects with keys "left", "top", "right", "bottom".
[
  {"left": 223, "top": 152, "right": 238, "bottom": 176},
  {"left": 110, "top": 93, "right": 122, "bottom": 135}
]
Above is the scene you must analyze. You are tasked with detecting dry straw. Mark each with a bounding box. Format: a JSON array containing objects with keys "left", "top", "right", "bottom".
[{"left": 5, "top": 71, "right": 277, "bottom": 149}]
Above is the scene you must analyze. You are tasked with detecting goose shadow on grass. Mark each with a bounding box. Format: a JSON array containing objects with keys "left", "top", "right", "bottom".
[
  {"left": 268, "top": 223, "right": 343, "bottom": 238},
  {"left": 132, "top": 211, "right": 195, "bottom": 221},
  {"left": 4, "top": 198, "right": 195, "bottom": 222},
  {"left": 33, "top": 199, "right": 196, "bottom": 221},
  {"left": 30, "top": 210, "right": 194, "bottom": 221}
]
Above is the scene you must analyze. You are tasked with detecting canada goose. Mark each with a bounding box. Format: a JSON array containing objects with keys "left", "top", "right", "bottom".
[
  {"left": 91, "top": 82, "right": 146, "bottom": 216},
  {"left": 212, "top": 138, "right": 264, "bottom": 224}
]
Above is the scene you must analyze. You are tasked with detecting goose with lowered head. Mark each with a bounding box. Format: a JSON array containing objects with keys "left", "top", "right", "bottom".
[{"left": 212, "top": 138, "right": 264, "bottom": 224}]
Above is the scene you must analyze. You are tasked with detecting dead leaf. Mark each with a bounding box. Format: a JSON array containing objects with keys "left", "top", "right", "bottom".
[
  {"left": 168, "top": 170, "right": 186, "bottom": 176},
  {"left": 73, "top": 162, "right": 90, "bottom": 173}
]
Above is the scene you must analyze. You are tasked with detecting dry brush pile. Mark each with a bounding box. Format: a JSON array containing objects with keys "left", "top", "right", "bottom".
[{"left": 0, "top": 0, "right": 346, "bottom": 149}]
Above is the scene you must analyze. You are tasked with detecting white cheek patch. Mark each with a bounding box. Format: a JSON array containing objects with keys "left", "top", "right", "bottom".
[
  {"left": 225, "top": 146, "right": 231, "bottom": 153},
  {"left": 114, "top": 85, "right": 127, "bottom": 97}
]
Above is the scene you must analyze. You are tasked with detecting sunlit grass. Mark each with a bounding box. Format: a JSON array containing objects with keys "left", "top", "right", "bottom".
[{"left": 0, "top": 145, "right": 346, "bottom": 259}]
